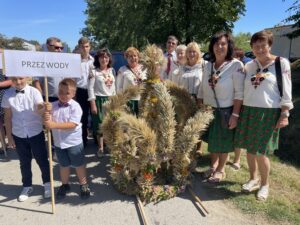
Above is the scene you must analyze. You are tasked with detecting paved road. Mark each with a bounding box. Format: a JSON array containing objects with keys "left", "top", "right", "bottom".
[{"left": 0, "top": 141, "right": 269, "bottom": 225}]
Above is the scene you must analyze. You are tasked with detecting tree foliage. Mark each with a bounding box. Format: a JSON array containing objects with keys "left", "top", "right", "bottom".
[
  {"left": 0, "top": 34, "right": 41, "bottom": 50},
  {"left": 82, "top": 0, "right": 245, "bottom": 50},
  {"left": 284, "top": 0, "right": 300, "bottom": 38},
  {"left": 233, "top": 32, "right": 252, "bottom": 51}
]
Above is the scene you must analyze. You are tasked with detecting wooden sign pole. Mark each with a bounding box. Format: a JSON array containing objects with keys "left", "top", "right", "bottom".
[{"left": 44, "top": 76, "right": 56, "bottom": 214}]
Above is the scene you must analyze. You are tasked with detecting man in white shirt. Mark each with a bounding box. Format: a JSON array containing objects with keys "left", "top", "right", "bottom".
[
  {"left": 161, "top": 35, "right": 178, "bottom": 80},
  {"left": 75, "top": 37, "right": 94, "bottom": 148}
]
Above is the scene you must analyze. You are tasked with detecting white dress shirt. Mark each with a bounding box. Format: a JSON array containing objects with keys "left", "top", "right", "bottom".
[
  {"left": 1, "top": 85, "right": 44, "bottom": 138},
  {"left": 116, "top": 65, "right": 147, "bottom": 100},
  {"left": 51, "top": 99, "right": 83, "bottom": 149},
  {"left": 77, "top": 55, "right": 94, "bottom": 89},
  {"left": 243, "top": 57, "right": 293, "bottom": 109},
  {"left": 88, "top": 68, "right": 116, "bottom": 100},
  {"left": 198, "top": 59, "right": 245, "bottom": 108},
  {"left": 160, "top": 51, "right": 177, "bottom": 80}
]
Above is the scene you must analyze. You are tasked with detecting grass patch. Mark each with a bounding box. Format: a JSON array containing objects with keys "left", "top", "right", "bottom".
[{"left": 196, "top": 146, "right": 300, "bottom": 225}]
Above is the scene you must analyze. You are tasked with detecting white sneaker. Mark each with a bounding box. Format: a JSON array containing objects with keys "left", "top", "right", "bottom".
[
  {"left": 257, "top": 185, "right": 269, "bottom": 201},
  {"left": 242, "top": 179, "right": 260, "bottom": 192},
  {"left": 18, "top": 187, "right": 33, "bottom": 202},
  {"left": 44, "top": 182, "right": 51, "bottom": 198}
]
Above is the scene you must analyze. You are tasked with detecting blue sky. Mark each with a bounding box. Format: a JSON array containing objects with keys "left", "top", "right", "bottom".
[{"left": 0, "top": 0, "right": 295, "bottom": 50}]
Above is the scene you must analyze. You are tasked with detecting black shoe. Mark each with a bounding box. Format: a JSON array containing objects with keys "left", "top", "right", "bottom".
[
  {"left": 56, "top": 184, "right": 71, "bottom": 198},
  {"left": 80, "top": 184, "right": 90, "bottom": 199}
]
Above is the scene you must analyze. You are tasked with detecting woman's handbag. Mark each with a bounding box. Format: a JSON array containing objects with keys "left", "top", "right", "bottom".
[
  {"left": 210, "top": 63, "right": 233, "bottom": 129},
  {"left": 218, "top": 107, "right": 233, "bottom": 129}
]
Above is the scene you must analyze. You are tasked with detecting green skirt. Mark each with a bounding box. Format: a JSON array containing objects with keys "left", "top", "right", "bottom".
[
  {"left": 92, "top": 96, "right": 109, "bottom": 136},
  {"left": 207, "top": 109, "right": 235, "bottom": 153},
  {"left": 127, "top": 100, "right": 139, "bottom": 116},
  {"left": 234, "top": 105, "right": 280, "bottom": 156}
]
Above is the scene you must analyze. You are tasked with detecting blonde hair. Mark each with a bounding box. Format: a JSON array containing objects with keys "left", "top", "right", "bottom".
[
  {"left": 176, "top": 44, "right": 187, "bottom": 53},
  {"left": 186, "top": 42, "right": 202, "bottom": 64},
  {"left": 124, "top": 47, "right": 140, "bottom": 59}
]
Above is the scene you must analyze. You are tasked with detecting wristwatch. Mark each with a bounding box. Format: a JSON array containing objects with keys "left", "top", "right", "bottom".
[{"left": 281, "top": 111, "right": 290, "bottom": 118}]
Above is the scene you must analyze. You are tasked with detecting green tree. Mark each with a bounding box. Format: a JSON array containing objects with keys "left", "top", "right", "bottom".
[
  {"left": 284, "top": 0, "right": 300, "bottom": 38},
  {"left": 82, "top": 0, "right": 245, "bottom": 50},
  {"left": 233, "top": 32, "right": 252, "bottom": 51}
]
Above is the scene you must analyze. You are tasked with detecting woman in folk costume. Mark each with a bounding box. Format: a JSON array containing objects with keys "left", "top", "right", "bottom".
[
  {"left": 170, "top": 44, "right": 187, "bottom": 85},
  {"left": 116, "top": 47, "right": 147, "bottom": 115},
  {"left": 178, "top": 42, "right": 206, "bottom": 99},
  {"left": 88, "top": 48, "right": 116, "bottom": 158},
  {"left": 235, "top": 31, "right": 293, "bottom": 201},
  {"left": 197, "top": 31, "right": 245, "bottom": 183}
]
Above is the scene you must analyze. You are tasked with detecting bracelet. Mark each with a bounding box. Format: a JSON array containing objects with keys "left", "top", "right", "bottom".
[{"left": 232, "top": 113, "right": 240, "bottom": 118}]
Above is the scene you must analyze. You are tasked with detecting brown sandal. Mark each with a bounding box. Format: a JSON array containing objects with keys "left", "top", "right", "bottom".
[{"left": 208, "top": 171, "right": 226, "bottom": 183}]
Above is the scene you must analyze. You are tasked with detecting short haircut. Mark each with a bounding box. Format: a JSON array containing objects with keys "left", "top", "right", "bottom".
[
  {"left": 176, "top": 44, "right": 187, "bottom": 53},
  {"left": 93, "top": 48, "right": 113, "bottom": 69},
  {"left": 250, "top": 30, "right": 273, "bottom": 47},
  {"left": 186, "top": 41, "right": 202, "bottom": 64},
  {"left": 46, "top": 37, "right": 61, "bottom": 45},
  {"left": 124, "top": 47, "right": 140, "bottom": 59},
  {"left": 208, "top": 31, "right": 234, "bottom": 62},
  {"left": 78, "top": 37, "right": 90, "bottom": 46},
  {"left": 167, "top": 35, "right": 179, "bottom": 45},
  {"left": 59, "top": 78, "right": 77, "bottom": 92}
]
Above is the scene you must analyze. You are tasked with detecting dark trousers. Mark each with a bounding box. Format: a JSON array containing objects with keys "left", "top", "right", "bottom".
[
  {"left": 75, "top": 88, "right": 90, "bottom": 147},
  {"left": 13, "top": 132, "right": 50, "bottom": 187}
]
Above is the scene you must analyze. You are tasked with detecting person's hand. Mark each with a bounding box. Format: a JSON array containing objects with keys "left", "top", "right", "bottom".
[
  {"left": 7, "top": 135, "right": 16, "bottom": 149},
  {"left": 44, "top": 120, "right": 55, "bottom": 129},
  {"left": 43, "top": 112, "right": 51, "bottom": 122},
  {"left": 91, "top": 104, "right": 97, "bottom": 115},
  {"left": 44, "top": 102, "right": 52, "bottom": 112},
  {"left": 276, "top": 116, "right": 289, "bottom": 128},
  {"left": 228, "top": 115, "right": 238, "bottom": 129}
]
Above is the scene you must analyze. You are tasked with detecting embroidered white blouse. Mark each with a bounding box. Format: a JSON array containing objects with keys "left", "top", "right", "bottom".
[
  {"left": 177, "top": 60, "right": 206, "bottom": 95},
  {"left": 197, "top": 59, "right": 245, "bottom": 108},
  {"left": 243, "top": 57, "right": 293, "bottom": 109},
  {"left": 116, "top": 65, "right": 147, "bottom": 100},
  {"left": 88, "top": 67, "right": 116, "bottom": 101}
]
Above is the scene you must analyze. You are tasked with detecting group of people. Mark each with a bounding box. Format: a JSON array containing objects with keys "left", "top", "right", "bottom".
[{"left": 0, "top": 30, "right": 293, "bottom": 203}]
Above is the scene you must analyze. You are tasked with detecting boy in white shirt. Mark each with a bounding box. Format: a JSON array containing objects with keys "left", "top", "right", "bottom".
[
  {"left": 44, "top": 78, "right": 90, "bottom": 199},
  {"left": 2, "top": 77, "right": 50, "bottom": 202}
]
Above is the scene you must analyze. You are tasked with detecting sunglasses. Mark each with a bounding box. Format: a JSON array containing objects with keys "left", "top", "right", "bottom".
[{"left": 49, "top": 44, "right": 64, "bottom": 50}]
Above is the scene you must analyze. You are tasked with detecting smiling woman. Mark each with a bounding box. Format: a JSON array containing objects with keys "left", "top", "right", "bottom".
[{"left": 197, "top": 31, "right": 245, "bottom": 183}]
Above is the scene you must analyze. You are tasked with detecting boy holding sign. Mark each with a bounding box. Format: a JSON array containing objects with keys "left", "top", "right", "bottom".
[
  {"left": 44, "top": 78, "right": 90, "bottom": 199},
  {"left": 1, "top": 77, "right": 51, "bottom": 201}
]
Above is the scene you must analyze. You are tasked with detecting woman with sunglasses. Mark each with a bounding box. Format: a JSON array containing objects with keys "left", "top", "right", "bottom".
[
  {"left": 235, "top": 30, "right": 293, "bottom": 201},
  {"left": 88, "top": 48, "right": 116, "bottom": 158},
  {"left": 197, "top": 31, "right": 245, "bottom": 183}
]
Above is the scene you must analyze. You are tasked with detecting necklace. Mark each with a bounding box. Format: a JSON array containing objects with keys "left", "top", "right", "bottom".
[
  {"left": 208, "top": 61, "right": 230, "bottom": 88},
  {"left": 250, "top": 60, "right": 272, "bottom": 89}
]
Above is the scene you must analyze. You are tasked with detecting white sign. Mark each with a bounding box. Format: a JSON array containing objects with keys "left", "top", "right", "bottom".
[
  {"left": 4, "top": 50, "right": 81, "bottom": 77},
  {"left": 0, "top": 53, "right": 2, "bottom": 69}
]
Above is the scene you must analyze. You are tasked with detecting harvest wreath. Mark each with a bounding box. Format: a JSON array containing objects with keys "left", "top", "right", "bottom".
[{"left": 102, "top": 45, "right": 213, "bottom": 203}]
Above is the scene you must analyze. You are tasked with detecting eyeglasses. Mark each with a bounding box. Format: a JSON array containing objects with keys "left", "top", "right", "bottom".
[{"left": 48, "top": 44, "right": 64, "bottom": 50}]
